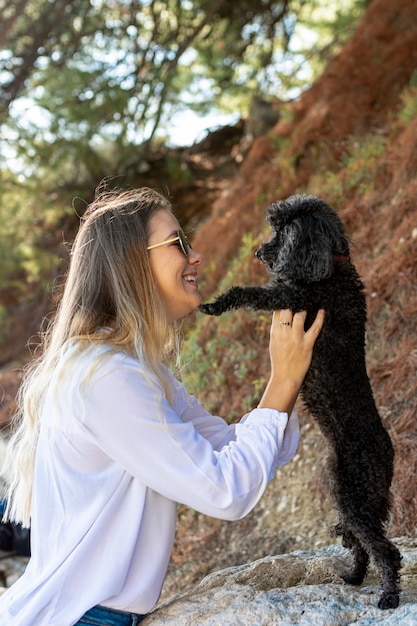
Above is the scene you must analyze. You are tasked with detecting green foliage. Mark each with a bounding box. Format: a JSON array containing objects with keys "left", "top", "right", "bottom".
[
  {"left": 295, "top": 0, "right": 369, "bottom": 78},
  {"left": 0, "top": 0, "right": 367, "bottom": 187},
  {"left": 398, "top": 72, "right": 417, "bottom": 125},
  {"left": 0, "top": 174, "right": 68, "bottom": 303},
  {"left": 180, "top": 332, "right": 228, "bottom": 397},
  {"left": 302, "top": 133, "right": 386, "bottom": 207},
  {"left": 341, "top": 135, "right": 386, "bottom": 194},
  {"left": 0, "top": 305, "right": 8, "bottom": 346},
  {"left": 164, "top": 156, "right": 195, "bottom": 183}
]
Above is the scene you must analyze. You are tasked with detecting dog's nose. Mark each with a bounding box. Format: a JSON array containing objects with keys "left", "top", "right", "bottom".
[{"left": 255, "top": 249, "right": 262, "bottom": 259}]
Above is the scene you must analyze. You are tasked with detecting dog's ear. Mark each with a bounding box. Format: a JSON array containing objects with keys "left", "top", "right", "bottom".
[
  {"left": 293, "top": 214, "right": 336, "bottom": 281},
  {"left": 274, "top": 216, "right": 335, "bottom": 281}
]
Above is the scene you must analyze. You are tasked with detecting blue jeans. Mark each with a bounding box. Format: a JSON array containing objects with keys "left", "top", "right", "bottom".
[
  {"left": 0, "top": 499, "right": 6, "bottom": 516},
  {"left": 75, "top": 605, "right": 146, "bottom": 625},
  {"left": 0, "top": 498, "right": 31, "bottom": 556}
]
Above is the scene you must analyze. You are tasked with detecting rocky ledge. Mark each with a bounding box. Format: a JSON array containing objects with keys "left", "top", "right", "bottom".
[
  {"left": 145, "top": 538, "right": 417, "bottom": 625},
  {"left": 1, "top": 538, "right": 416, "bottom": 624}
]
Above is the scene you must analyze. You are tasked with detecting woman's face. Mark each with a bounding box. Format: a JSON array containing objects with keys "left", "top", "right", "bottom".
[{"left": 147, "top": 210, "right": 203, "bottom": 321}]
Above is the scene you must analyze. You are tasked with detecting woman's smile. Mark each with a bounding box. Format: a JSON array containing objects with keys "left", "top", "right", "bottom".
[{"left": 183, "top": 272, "right": 198, "bottom": 286}]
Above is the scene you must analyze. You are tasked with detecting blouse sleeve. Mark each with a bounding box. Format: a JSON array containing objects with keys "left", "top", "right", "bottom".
[
  {"left": 79, "top": 354, "right": 299, "bottom": 521},
  {"left": 169, "top": 370, "right": 298, "bottom": 461}
]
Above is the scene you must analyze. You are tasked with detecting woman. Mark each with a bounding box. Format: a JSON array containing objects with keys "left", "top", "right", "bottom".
[{"left": 0, "top": 187, "right": 324, "bottom": 625}]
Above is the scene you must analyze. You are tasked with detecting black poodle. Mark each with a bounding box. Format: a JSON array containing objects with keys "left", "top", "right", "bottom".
[{"left": 200, "top": 194, "right": 401, "bottom": 610}]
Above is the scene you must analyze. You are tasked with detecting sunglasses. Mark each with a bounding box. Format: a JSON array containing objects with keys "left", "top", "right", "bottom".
[{"left": 147, "top": 230, "right": 192, "bottom": 257}]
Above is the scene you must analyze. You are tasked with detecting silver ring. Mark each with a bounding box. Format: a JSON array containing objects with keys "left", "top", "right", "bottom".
[{"left": 280, "top": 321, "right": 291, "bottom": 326}]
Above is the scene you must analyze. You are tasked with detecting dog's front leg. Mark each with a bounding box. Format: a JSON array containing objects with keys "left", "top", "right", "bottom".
[{"left": 199, "top": 286, "right": 278, "bottom": 316}]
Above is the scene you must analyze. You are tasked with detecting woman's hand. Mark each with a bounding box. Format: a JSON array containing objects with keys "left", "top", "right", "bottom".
[{"left": 258, "top": 309, "right": 325, "bottom": 415}]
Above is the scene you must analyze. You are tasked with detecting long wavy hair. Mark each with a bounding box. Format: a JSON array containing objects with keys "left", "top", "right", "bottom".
[{"left": 2, "top": 186, "right": 177, "bottom": 526}]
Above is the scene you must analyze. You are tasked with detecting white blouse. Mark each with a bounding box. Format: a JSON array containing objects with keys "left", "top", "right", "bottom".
[{"left": 0, "top": 350, "right": 299, "bottom": 625}]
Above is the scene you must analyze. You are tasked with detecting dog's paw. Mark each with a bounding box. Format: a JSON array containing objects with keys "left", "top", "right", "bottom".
[
  {"left": 342, "top": 571, "right": 365, "bottom": 586},
  {"left": 377, "top": 591, "right": 400, "bottom": 610},
  {"left": 199, "top": 303, "right": 222, "bottom": 316}
]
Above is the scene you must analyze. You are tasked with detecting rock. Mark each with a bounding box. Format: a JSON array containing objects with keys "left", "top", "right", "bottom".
[
  {"left": 0, "top": 551, "right": 29, "bottom": 588},
  {"left": 144, "top": 538, "right": 417, "bottom": 625},
  {"left": 1, "top": 538, "right": 417, "bottom": 624}
]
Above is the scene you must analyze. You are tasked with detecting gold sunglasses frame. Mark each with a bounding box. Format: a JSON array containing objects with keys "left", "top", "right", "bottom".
[{"left": 146, "top": 230, "right": 192, "bottom": 257}]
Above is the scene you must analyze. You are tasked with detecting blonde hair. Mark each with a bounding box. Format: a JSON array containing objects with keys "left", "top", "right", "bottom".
[{"left": 2, "top": 186, "right": 177, "bottom": 526}]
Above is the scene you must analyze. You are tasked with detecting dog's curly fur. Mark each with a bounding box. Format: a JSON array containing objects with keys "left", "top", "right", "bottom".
[{"left": 200, "top": 194, "right": 402, "bottom": 609}]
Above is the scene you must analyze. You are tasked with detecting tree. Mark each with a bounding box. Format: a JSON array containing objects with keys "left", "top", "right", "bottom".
[
  {"left": 0, "top": 0, "right": 367, "bottom": 184},
  {"left": 0, "top": 0, "right": 87, "bottom": 113}
]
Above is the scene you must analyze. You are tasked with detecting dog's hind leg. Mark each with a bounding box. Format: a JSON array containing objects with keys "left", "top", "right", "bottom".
[
  {"left": 371, "top": 536, "right": 402, "bottom": 610},
  {"left": 347, "top": 524, "right": 402, "bottom": 610},
  {"left": 342, "top": 531, "right": 369, "bottom": 585},
  {"left": 330, "top": 523, "right": 369, "bottom": 584}
]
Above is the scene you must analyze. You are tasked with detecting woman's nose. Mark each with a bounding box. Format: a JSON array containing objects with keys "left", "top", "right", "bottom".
[{"left": 189, "top": 248, "right": 202, "bottom": 265}]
